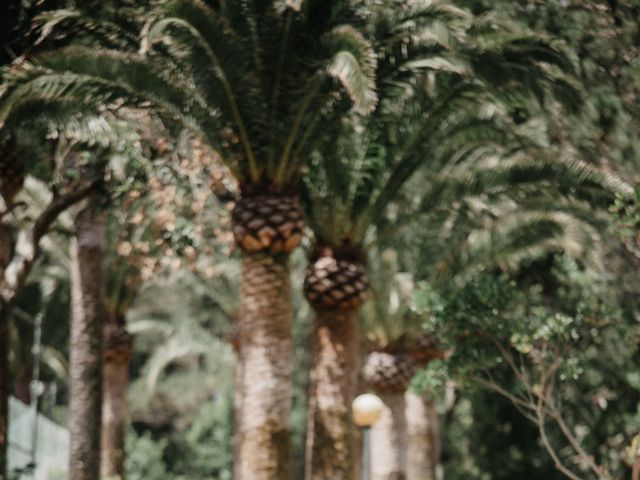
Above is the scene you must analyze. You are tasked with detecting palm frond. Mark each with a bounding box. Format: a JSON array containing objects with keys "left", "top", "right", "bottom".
[
  {"left": 430, "top": 209, "right": 603, "bottom": 284},
  {"left": 33, "top": 9, "right": 140, "bottom": 49},
  {"left": 1, "top": 47, "right": 222, "bottom": 147},
  {"left": 322, "top": 25, "right": 378, "bottom": 115}
]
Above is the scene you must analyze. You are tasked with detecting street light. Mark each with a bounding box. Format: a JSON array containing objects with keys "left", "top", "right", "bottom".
[{"left": 352, "top": 393, "right": 384, "bottom": 480}]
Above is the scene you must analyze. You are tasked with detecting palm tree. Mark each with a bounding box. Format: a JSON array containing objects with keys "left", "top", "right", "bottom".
[
  {"left": 360, "top": 252, "right": 442, "bottom": 480},
  {"left": 68, "top": 192, "right": 106, "bottom": 480},
  {"left": 100, "top": 134, "right": 231, "bottom": 479},
  {"left": 405, "top": 390, "right": 440, "bottom": 480},
  {"left": 0, "top": 3, "right": 378, "bottom": 475},
  {"left": 301, "top": 5, "right": 599, "bottom": 476},
  {"left": 0, "top": 126, "right": 105, "bottom": 477}
]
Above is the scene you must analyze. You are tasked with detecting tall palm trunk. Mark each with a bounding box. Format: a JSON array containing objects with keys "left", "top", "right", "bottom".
[
  {"left": 305, "top": 308, "right": 360, "bottom": 480},
  {"left": 235, "top": 253, "right": 293, "bottom": 479},
  {"left": 405, "top": 391, "right": 440, "bottom": 480},
  {"left": 69, "top": 201, "right": 106, "bottom": 480},
  {"left": 101, "top": 321, "right": 132, "bottom": 480},
  {"left": 371, "top": 391, "right": 407, "bottom": 480}
]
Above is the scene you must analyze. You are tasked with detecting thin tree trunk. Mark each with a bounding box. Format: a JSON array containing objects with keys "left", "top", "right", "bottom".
[
  {"left": 101, "top": 360, "right": 128, "bottom": 479},
  {"left": 371, "top": 391, "right": 407, "bottom": 480},
  {"left": 101, "top": 323, "right": 132, "bottom": 480},
  {"left": 235, "top": 253, "right": 293, "bottom": 480},
  {"left": 69, "top": 203, "right": 106, "bottom": 480},
  {"left": 14, "top": 372, "right": 30, "bottom": 405},
  {"left": 0, "top": 222, "right": 13, "bottom": 479},
  {"left": 405, "top": 391, "right": 440, "bottom": 480},
  {"left": 305, "top": 308, "right": 360, "bottom": 480}
]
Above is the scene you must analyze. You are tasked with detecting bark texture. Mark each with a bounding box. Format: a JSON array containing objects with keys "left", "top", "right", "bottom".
[
  {"left": 371, "top": 391, "right": 408, "bottom": 480},
  {"left": 235, "top": 253, "right": 293, "bottom": 480},
  {"left": 405, "top": 391, "right": 440, "bottom": 480},
  {"left": 305, "top": 308, "right": 360, "bottom": 480},
  {"left": 69, "top": 204, "right": 106, "bottom": 480},
  {"left": 101, "top": 360, "right": 128, "bottom": 479},
  {"left": 101, "top": 323, "right": 132, "bottom": 480}
]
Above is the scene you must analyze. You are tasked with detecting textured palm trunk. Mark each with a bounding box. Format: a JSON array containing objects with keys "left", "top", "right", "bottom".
[
  {"left": 0, "top": 222, "right": 13, "bottom": 478},
  {"left": 101, "top": 322, "right": 132, "bottom": 480},
  {"left": 371, "top": 391, "right": 407, "bottom": 480},
  {"left": 405, "top": 391, "right": 440, "bottom": 480},
  {"left": 101, "top": 359, "right": 128, "bottom": 479},
  {"left": 235, "top": 253, "right": 293, "bottom": 480},
  {"left": 69, "top": 203, "right": 106, "bottom": 480},
  {"left": 305, "top": 308, "right": 360, "bottom": 480}
]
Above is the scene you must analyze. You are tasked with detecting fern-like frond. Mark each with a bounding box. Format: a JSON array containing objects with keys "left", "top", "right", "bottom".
[
  {"left": 430, "top": 209, "right": 602, "bottom": 284},
  {"left": 34, "top": 9, "right": 139, "bottom": 49},
  {"left": 1, "top": 47, "right": 222, "bottom": 147},
  {"left": 322, "top": 26, "right": 378, "bottom": 115}
]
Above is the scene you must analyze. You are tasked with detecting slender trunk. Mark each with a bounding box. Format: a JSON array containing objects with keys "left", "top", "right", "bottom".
[
  {"left": 371, "top": 391, "right": 407, "bottom": 480},
  {"left": 101, "top": 360, "right": 128, "bottom": 479},
  {"left": 0, "top": 222, "right": 13, "bottom": 479},
  {"left": 235, "top": 253, "right": 293, "bottom": 480},
  {"left": 405, "top": 391, "right": 440, "bottom": 480},
  {"left": 305, "top": 308, "right": 360, "bottom": 480},
  {"left": 101, "top": 323, "right": 132, "bottom": 480},
  {"left": 69, "top": 203, "right": 106, "bottom": 480},
  {"left": 14, "top": 371, "right": 30, "bottom": 405}
]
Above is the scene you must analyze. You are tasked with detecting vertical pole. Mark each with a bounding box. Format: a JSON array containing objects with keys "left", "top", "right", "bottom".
[{"left": 362, "top": 426, "right": 371, "bottom": 480}]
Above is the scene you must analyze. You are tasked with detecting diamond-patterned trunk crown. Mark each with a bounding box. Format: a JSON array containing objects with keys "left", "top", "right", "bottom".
[
  {"left": 363, "top": 351, "right": 417, "bottom": 393},
  {"left": 411, "top": 332, "right": 445, "bottom": 366},
  {"left": 304, "top": 255, "right": 370, "bottom": 311},
  {"left": 231, "top": 194, "right": 304, "bottom": 254}
]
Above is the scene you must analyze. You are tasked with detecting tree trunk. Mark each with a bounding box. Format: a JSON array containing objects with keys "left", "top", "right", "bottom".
[
  {"left": 305, "top": 308, "right": 360, "bottom": 480},
  {"left": 68, "top": 203, "right": 106, "bottom": 480},
  {"left": 235, "top": 253, "right": 293, "bottom": 480},
  {"left": 371, "top": 391, "right": 407, "bottom": 480},
  {"left": 0, "top": 222, "right": 13, "bottom": 479},
  {"left": 405, "top": 391, "right": 440, "bottom": 480},
  {"left": 101, "top": 359, "right": 128, "bottom": 479},
  {"left": 14, "top": 371, "right": 30, "bottom": 405},
  {"left": 101, "top": 322, "right": 132, "bottom": 480}
]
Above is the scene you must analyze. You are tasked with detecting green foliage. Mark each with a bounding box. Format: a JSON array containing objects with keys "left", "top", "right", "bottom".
[
  {"left": 126, "top": 431, "right": 170, "bottom": 480},
  {"left": 413, "top": 255, "right": 640, "bottom": 479},
  {"left": 1, "top": 0, "right": 381, "bottom": 190},
  {"left": 172, "top": 395, "right": 234, "bottom": 480},
  {"left": 611, "top": 186, "right": 640, "bottom": 242}
]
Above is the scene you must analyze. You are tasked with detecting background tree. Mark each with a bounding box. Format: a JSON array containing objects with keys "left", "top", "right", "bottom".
[
  {"left": 302, "top": 4, "right": 594, "bottom": 476},
  {"left": 360, "top": 251, "right": 442, "bottom": 480}
]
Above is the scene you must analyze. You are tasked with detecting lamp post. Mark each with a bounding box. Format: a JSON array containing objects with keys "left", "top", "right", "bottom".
[{"left": 352, "top": 393, "right": 384, "bottom": 480}]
